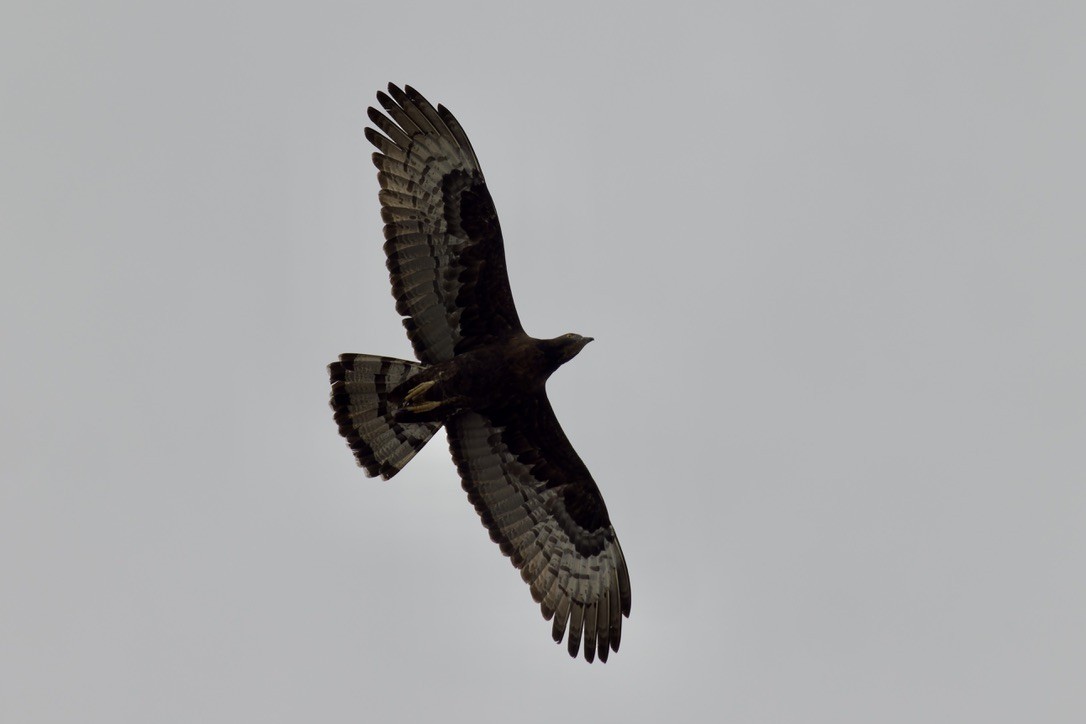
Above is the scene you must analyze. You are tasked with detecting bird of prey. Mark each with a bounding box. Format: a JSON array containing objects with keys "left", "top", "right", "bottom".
[{"left": 329, "top": 84, "right": 630, "bottom": 663}]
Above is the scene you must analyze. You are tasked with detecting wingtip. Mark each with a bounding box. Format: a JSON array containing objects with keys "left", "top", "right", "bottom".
[
  {"left": 386, "top": 83, "right": 409, "bottom": 106},
  {"left": 375, "top": 89, "right": 395, "bottom": 111}
]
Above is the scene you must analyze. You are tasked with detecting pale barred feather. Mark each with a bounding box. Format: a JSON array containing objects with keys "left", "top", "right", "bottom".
[
  {"left": 403, "top": 87, "right": 455, "bottom": 139},
  {"left": 378, "top": 187, "right": 432, "bottom": 210},
  {"left": 367, "top": 107, "right": 411, "bottom": 147},
  {"left": 597, "top": 589, "right": 612, "bottom": 662},
  {"left": 520, "top": 520, "right": 565, "bottom": 593},
  {"left": 539, "top": 527, "right": 571, "bottom": 616},
  {"left": 567, "top": 594, "right": 585, "bottom": 659},
  {"left": 514, "top": 532, "right": 548, "bottom": 583},
  {"left": 552, "top": 601, "right": 571, "bottom": 645},
  {"left": 583, "top": 600, "right": 598, "bottom": 663},
  {"left": 384, "top": 235, "right": 447, "bottom": 261},
  {"left": 435, "top": 104, "right": 481, "bottom": 168},
  {"left": 609, "top": 564, "right": 624, "bottom": 644},
  {"left": 381, "top": 209, "right": 432, "bottom": 228},
  {"left": 376, "top": 90, "right": 426, "bottom": 137},
  {"left": 385, "top": 85, "right": 437, "bottom": 133}
]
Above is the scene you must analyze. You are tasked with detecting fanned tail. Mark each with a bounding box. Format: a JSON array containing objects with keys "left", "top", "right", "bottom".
[{"left": 328, "top": 354, "right": 442, "bottom": 479}]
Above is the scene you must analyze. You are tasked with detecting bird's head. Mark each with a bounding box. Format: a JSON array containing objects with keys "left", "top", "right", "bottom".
[{"left": 545, "top": 333, "right": 594, "bottom": 367}]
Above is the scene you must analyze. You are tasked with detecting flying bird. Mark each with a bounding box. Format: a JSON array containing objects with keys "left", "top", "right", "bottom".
[{"left": 329, "top": 84, "right": 630, "bottom": 663}]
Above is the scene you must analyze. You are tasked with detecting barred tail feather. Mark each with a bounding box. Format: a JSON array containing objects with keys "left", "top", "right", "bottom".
[{"left": 328, "top": 353, "right": 442, "bottom": 479}]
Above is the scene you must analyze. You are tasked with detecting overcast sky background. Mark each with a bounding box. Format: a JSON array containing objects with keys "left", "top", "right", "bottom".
[{"left": 3, "top": 1, "right": 1085, "bottom": 722}]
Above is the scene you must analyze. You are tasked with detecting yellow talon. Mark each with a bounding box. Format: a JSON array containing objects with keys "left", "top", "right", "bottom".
[
  {"left": 401, "top": 400, "right": 442, "bottom": 414},
  {"left": 403, "top": 380, "right": 435, "bottom": 403}
]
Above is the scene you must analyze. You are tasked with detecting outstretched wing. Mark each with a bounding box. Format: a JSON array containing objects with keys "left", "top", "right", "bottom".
[
  {"left": 366, "top": 84, "right": 523, "bottom": 364},
  {"left": 446, "top": 397, "right": 631, "bottom": 663}
]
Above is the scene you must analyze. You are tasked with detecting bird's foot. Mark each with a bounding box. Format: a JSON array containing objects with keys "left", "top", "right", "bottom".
[
  {"left": 399, "top": 399, "right": 442, "bottom": 414},
  {"left": 394, "top": 393, "right": 467, "bottom": 421},
  {"left": 402, "top": 380, "right": 435, "bottom": 403}
]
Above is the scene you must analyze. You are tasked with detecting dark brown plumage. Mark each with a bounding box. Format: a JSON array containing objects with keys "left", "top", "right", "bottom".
[{"left": 329, "top": 84, "right": 630, "bottom": 662}]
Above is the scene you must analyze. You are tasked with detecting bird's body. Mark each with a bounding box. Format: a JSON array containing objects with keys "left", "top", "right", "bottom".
[
  {"left": 329, "top": 85, "right": 630, "bottom": 662},
  {"left": 392, "top": 333, "right": 594, "bottom": 423}
]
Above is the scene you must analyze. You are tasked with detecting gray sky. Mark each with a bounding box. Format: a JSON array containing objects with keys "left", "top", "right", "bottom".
[{"left": 3, "top": 1, "right": 1085, "bottom": 721}]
